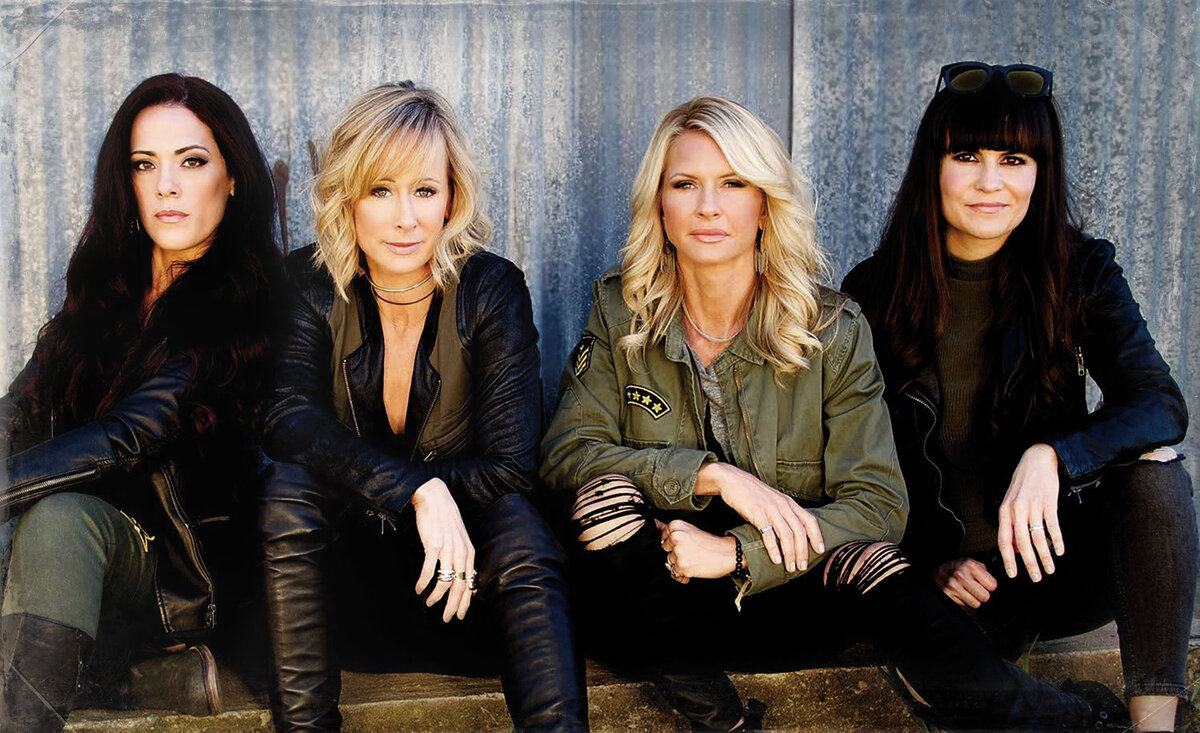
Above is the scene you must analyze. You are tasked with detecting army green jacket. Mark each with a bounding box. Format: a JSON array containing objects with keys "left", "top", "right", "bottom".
[{"left": 541, "top": 270, "right": 908, "bottom": 596}]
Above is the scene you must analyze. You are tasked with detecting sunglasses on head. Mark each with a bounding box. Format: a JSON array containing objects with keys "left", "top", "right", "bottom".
[{"left": 936, "top": 62, "right": 1053, "bottom": 99}]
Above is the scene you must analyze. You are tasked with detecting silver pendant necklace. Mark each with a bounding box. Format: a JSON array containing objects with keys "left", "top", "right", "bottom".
[{"left": 682, "top": 302, "right": 741, "bottom": 344}]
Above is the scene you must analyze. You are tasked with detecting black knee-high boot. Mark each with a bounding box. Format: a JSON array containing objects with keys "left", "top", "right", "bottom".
[
  {"left": 260, "top": 462, "right": 342, "bottom": 733},
  {"left": 476, "top": 493, "right": 589, "bottom": 731},
  {"left": 0, "top": 613, "right": 94, "bottom": 733}
]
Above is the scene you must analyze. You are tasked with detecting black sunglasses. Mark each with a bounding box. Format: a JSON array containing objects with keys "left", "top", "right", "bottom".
[{"left": 936, "top": 62, "right": 1053, "bottom": 99}]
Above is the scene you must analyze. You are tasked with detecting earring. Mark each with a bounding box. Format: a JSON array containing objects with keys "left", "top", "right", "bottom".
[
  {"left": 129, "top": 218, "right": 142, "bottom": 234},
  {"left": 754, "top": 228, "right": 766, "bottom": 274},
  {"left": 661, "top": 236, "right": 675, "bottom": 273}
]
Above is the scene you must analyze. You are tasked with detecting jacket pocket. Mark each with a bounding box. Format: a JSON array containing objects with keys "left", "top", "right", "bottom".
[{"left": 776, "top": 458, "right": 824, "bottom": 502}]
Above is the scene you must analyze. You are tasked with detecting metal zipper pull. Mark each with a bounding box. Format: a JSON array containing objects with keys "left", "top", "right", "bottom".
[
  {"left": 1075, "top": 346, "right": 1085, "bottom": 377},
  {"left": 119, "top": 510, "right": 155, "bottom": 553}
]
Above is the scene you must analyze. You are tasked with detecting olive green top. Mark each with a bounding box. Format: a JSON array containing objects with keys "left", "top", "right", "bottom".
[
  {"left": 540, "top": 269, "right": 908, "bottom": 597},
  {"left": 936, "top": 253, "right": 1000, "bottom": 554}
]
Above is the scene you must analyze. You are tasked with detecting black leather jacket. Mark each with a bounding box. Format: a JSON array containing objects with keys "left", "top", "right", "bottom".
[
  {"left": 263, "top": 246, "right": 542, "bottom": 519},
  {"left": 0, "top": 350, "right": 253, "bottom": 641},
  {"left": 842, "top": 237, "right": 1188, "bottom": 566}
]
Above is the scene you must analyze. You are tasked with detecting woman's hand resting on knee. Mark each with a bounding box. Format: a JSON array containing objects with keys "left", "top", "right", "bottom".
[
  {"left": 694, "top": 462, "right": 824, "bottom": 573},
  {"left": 996, "top": 443, "right": 1066, "bottom": 583},
  {"left": 411, "top": 478, "right": 476, "bottom": 622},
  {"left": 934, "top": 558, "right": 998, "bottom": 608}
]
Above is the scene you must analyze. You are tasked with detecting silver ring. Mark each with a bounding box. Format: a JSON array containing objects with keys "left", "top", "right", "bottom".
[
  {"left": 437, "top": 568, "right": 456, "bottom": 583},
  {"left": 1029, "top": 524, "right": 1045, "bottom": 532},
  {"left": 467, "top": 572, "right": 479, "bottom": 592},
  {"left": 664, "top": 561, "right": 678, "bottom": 579},
  {"left": 760, "top": 525, "right": 773, "bottom": 534}
]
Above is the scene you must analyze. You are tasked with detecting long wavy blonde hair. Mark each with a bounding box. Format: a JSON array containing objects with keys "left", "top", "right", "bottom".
[
  {"left": 312, "top": 82, "right": 492, "bottom": 300},
  {"left": 619, "top": 95, "right": 830, "bottom": 375}
]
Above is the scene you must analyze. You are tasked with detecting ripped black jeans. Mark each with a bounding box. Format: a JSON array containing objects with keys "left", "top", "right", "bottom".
[
  {"left": 962, "top": 459, "right": 1197, "bottom": 700},
  {"left": 569, "top": 475, "right": 1096, "bottom": 731}
]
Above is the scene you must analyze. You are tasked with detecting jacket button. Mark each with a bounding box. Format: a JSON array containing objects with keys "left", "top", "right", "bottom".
[{"left": 665, "top": 479, "right": 680, "bottom": 497}]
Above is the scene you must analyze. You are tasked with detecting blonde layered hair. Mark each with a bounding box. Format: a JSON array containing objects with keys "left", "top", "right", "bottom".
[
  {"left": 619, "top": 95, "right": 830, "bottom": 375},
  {"left": 312, "top": 82, "right": 492, "bottom": 300}
]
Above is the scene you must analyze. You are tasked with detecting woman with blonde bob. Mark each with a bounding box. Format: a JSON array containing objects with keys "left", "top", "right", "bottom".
[
  {"left": 260, "top": 82, "right": 587, "bottom": 732},
  {"left": 541, "top": 95, "right": 1122, "bottom": 730}
]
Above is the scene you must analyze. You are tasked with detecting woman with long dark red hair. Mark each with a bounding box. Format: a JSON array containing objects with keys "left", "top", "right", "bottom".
[
  {"left": 844, "top": 62, "right": 1196, "bottom": 732},
  {"left": 0, "top": 73, "right": 280, "bottom": 731}
]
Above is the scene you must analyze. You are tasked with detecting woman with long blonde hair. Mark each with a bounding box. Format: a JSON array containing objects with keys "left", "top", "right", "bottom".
[{"left": 542, "top": 94, "right": 1122, "bottom": 731}]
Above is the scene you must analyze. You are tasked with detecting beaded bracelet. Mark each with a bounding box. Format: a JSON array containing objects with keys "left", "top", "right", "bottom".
[{"left": 732, "top": 536, "right": 749, "bottom": 580}]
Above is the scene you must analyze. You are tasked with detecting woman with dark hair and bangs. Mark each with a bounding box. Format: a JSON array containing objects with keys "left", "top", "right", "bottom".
[
  {"left": 0, "top": 73, "right": 281, "bottom": 731},
  {"left": 844, "top": 62, "right": 1196, "bottom": 732}
]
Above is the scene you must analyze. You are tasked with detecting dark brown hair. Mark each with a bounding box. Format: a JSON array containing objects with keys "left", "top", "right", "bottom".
[
  {"left": 857, "top": 74, "right": 1080, "bottom": 419},
  {"left": 27, "top": 73, "right": 281, "bottom": 440}
]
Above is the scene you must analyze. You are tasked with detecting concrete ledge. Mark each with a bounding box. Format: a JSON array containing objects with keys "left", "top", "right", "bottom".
[{"left": 64, "top": 628, "right": 1200, "bottom": 732}]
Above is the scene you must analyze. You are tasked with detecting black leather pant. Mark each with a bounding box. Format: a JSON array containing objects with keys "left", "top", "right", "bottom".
[{"left": 259, "top": 461, "right": 587, "bottom": 732}]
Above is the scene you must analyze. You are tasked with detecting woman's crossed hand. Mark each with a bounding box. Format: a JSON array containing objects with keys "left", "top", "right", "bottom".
[
  {"left": 411, "top": 478, "right": 475, "bottom": 622},
  {"left": 695, "top": 462, "right": 824, "bottom": 573}
]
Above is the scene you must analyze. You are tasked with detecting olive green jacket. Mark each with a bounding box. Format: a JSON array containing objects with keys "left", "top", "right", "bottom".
[{"left": 540, "top": 270, "right": 908, "bottom": 596}]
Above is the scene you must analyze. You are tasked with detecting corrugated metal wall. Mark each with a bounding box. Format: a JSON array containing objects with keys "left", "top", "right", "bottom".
[{"left": 3, "top": 0, "right": 1197, "bottom": 479}]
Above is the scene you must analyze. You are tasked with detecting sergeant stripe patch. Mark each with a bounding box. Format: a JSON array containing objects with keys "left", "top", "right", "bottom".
[
  {"left": 624, "top": 384, "right": 671, "bottom": 420},
  {"left": 572, "top": 334, "right": 597, "bottom": 377}
]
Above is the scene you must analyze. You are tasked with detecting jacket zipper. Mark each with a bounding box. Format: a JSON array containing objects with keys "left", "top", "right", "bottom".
[
  {"left": 732, "top": 366, "right": 766, "bottom": 480},
  {"left": 409, "top": 381, "right": 441, "bottom": 462},
  {"left": 160, "top": 468, "right": 217, "bottom": 629},
  {"left": 1075, "top": 346, "right": 1086, "bottom": 377},
  {"left": 903, "top": 389, "right": 965, "bottom": 539},
  {"left": 342, "top": 359, "right": 361, "bottom": 436},
  {"left": 3, "top": 466, "right": 101, "bottom": 507}
]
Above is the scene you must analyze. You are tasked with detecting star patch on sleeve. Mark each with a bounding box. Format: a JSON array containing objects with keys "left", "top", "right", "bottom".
[
  {"left": 571, "top": 334, "right": 597, "bottom": 378},
  {"left": 624, "top": 384, "right": 672, "bottom": 420}
]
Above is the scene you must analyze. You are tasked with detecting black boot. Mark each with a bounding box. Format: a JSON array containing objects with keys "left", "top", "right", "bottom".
[
  {"left": 260, "top": 462, "right": 342, "bottom": 732},
  {"left": 476, "top": 493, "right": 589, "bottom": 731},
  {"left": 0, "top": 613, "right": 94, "bottom": 733},
  {"left": 126, "top": 645, "right": 223, "bottom": 716}
]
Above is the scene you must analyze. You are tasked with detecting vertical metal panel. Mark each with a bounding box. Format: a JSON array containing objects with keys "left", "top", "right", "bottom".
[
  {"left": 0, "top": 0, "right": 792, "bottom": 396},
  {"left": 793, "top": 0, "right": 1200, "bottom": 478},
  {"left": 1, "top": 0, "right": 1196, "bottom": 477}
]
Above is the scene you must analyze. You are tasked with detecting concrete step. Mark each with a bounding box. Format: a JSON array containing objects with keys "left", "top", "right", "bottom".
[{"left": 64, "top": 625, "right": 1200, "bottom": 732}]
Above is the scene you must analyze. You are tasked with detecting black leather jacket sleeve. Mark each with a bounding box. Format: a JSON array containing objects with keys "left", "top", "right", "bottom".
[
  {"left": 2, "top": 354, "right": 192, "bottom": 513},
  {"left": 0, "top": 357, "right": 39, "bottom": 459},
  {"left": 262, "top": 279, "right": 434, "bottom": 518},
  {"left": 424, "top": 261, "right": 542, "bottom": 512},
  {"left": 1046, "top": 239, "right": 1188, "bottom": 482}
]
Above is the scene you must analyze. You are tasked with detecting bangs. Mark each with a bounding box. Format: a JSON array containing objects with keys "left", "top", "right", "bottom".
[
  {"left": 352, "top": 123, "right": 442, "bottom": 199},
  {"left": 943, "top": 94, "right": 1054, "bottom": 160}
]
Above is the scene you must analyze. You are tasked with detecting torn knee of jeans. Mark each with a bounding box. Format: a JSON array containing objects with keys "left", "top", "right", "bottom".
[
  {"left": 1138, "top": 446, "right": 1179, "bottom": 463},
  {"left": 823, "top": 540, "right": 911, "bottom": 595},
  {"left": 571, "top": 474, "right": 648, "bottom": 551}
]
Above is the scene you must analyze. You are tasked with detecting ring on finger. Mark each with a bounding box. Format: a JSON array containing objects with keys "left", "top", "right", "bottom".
[
  {"left": 1028, "top": 524, "right": 1045, "bottom": 532},
  {"left": 664, "top": 561, "right": 678, "bottom": 579},
  {"left": 467, "top": 572, "right": 480, "bottom": 593},
  {"left": 760, "top": 525, "right": 773, "bottom": 534},
  {"left": 437, "top": 568, "right": 456, "bottom": 583},
  {"left": 454, "top": 570, "right": 468, "bottom": 581}
]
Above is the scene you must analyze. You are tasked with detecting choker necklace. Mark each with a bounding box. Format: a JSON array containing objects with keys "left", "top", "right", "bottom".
[
  {"left": 367, "top": 271, "right": 433, "bottom": 293},
  {"left": 682, "top": 302, "right": 741, "bottom": 344},
  {"left": 372, "top": 288, "right": 434, "bottom": 306}
]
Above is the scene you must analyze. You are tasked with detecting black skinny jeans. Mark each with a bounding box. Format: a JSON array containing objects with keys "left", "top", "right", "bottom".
[
  {"left": 259, "top": 461, "right": 587, "bottom": 732},
  {"left": 573, "top": 499, "right": 1094, "bottom": 731},
  {"left": 962, "top": 459, "right": 1197, "bottom": 700}
]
